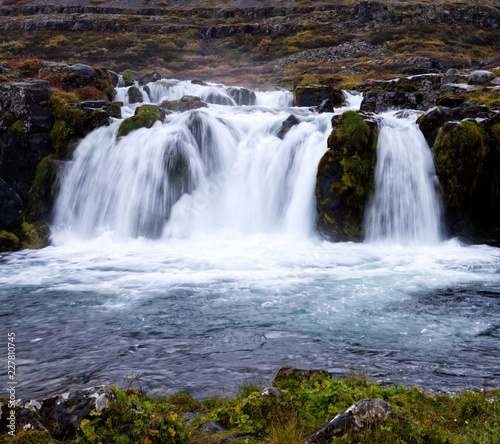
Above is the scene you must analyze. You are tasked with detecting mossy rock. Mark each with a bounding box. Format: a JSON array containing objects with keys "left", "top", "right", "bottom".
[
  {"left": 127, "top": 86, "right": 143, "bottom": 104},
  {"left": 316, "top": 111, "right": 378, "bottom": 241},
  {"left": 434, "top": 118, "right": 500, "bottom": 240},
  {"left": 117, "top": 104, "right": 166, "bottom": 138},
  {"left": 273, "top": 367, "right": 331, "bottom": 388},
  {"left": 0, "top": 230, "right": 20, "bottom": 252},
  {"left": 160, "top": 95, "right": 208, "bottom": 113}
]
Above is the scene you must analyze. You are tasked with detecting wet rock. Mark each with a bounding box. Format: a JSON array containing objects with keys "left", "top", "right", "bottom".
[
  {"left": 0, "top": 80, "right": 54, "bottom": 202},
  {"left": 453, "top": 101, "right": 490, "bottom": 119},
  {"left": 227, "top": 87, "right": 256, "bottom": 106},
  {"left": 305, "top": 398, "right": 409, "bottom": 443},
  {"left": 117, "top": 104, "right": 166, "bottom": 138},
  {"left": 0, "top": 178, "right": 23, "bottom": 228},
  {"left": 294, "top": 84, "right": 343, "bottom": 107},
  {"left": 277, "top": 114, "right": 300, "bottom": 139},
  {"left": 138, "top": 71, "right": 161, "bottom": 86},
  {"left": 127, "top": 86, "right": 143, "bottom": 104},
  {"left": 160, "top": 95, "right": 208, "bottom": 112},
  {"left": 273, "top": 367, "right": 332, "bottom": 386},
  {"left": 437, "top": 96, "right": 465, "bottom": 108},
  {"left": 417, "top": 106, "right": 454, "bottom": 146},
  {"left": 316, "top": 111, "right": 378, "bottom": 241},
  {"left": 468, "top": 70, "right": 496, "bottom": 85},
  {"left": 61, "top": 63, "right": 98, "bottom": 88}
]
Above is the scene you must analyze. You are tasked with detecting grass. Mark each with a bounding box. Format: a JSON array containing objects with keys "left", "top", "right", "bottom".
[{"left": 2, "top": 373, "right": 499, "bottom": 444}]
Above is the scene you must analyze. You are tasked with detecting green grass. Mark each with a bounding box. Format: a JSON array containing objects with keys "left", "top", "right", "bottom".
[{"left": 3, "top": 373, "right": 498, "bottom": 444}]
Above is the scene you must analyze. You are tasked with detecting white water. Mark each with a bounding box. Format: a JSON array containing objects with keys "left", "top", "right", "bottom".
[
  {"left": 1, "top": 80, "right": 500, "bottom": 399},
  {"left": 365, "top": 112, "right": 444, "bottom": 245}
]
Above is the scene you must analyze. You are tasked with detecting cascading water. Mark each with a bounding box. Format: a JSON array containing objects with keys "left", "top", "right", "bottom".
[
  {"left": 2, "top": 80, "right": 500, "bottom": 400},
  {"left": 365, "top": 112, "right": 444, "bottom": 245}
]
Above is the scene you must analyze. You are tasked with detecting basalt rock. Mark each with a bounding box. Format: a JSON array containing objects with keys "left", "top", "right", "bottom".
[
  {"left": 294, "top": 84, "right": 343, "bottom": 108},
  {"left": 226, "top": 87, "right": 257, "bottom": 106},
  {"left": 468, "top": 70, "right": 496, "bottom": 85},
  {"left": 117, "top": 104, "right": 166, "bottom": 138},
  {"left": 0, "top": 178, "right": 23, "bottom": 228},
  {"left": 127, "top": 86, "right": 143, "bottom": 104},
  {"left": 0, "top": 80, "right": 54, "bottom": 203},
  {"left": 160, "top": 95, "right": 208, "bottom": 112},
  {"left": 61, "top": 64, "right": 99, "bottom": 89},
  {"left": 138, "top": 71, "right": 161, "bottom": 86},
  {"left": 277, "top": 114, "right": 300, "bottom": 139},
  {"left": 433, "top": 116, "right": 500, "bottom": 242},
  {"left": 316, "top": 110, "right": 378, "bottom": 241}
]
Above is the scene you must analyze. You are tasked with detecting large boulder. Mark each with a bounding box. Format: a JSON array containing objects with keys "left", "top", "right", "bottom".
[
  {"left": 61, "top": 63, "right": 99, "bottom": 88},
  {"left": 294, "top": 84, "right": 343, "bottom": 107},
  {"left": 433, "top": 116, "right": 500, "bottom": 241},
  {"left": 0, "top": 178, "right": 23, "bottom": 228},
  {"left": 316, "top": 111, "right": 378, "bottom": 241},
  {"left": 226, "top": 87, "right": 257, "bottom": 106},
  {"left": 138, "top": 71, "right": 161, "bottom": 86},
  {"left": 0, "top": 80, "right": 54, "bottom": 202},
  {"left": 306, "top": 398, "right": 408, "bottom": 443},
  {"left": 160, "top": 95, "right": 208, "bottom": 112},
  {"left": 127, "top": 86, "right": 143, "bottom": 104},
  {"left": 468, "top": 70, "right": 496, "bottom": 85}
]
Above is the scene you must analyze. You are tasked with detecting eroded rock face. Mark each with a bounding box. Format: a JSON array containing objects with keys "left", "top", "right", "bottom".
[
  {"left": 0, "top": 178, "right": 23, "bottom": 228},
  {"left": 316, "top": 111, "right": 378, "bottom": 241},
  {"left": 0, "top": 80, "right": 54, "bottom": 202}
]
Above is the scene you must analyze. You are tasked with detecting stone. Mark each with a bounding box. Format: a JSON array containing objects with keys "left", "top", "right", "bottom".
[
  {"left": 305, "top": 398, "right": 409, "bottom": 443},
  {"left": 198, "top": 421, "right": 227, "bottom": 432},
  {"left": 61, "top": 63, "right": 99, "bottom": 88},
  {"left": 260, "top": 387, "right": 282, "bottom": 398},
  {"left": 468, "top": 70, "right": 496, "bottom": 85},
  {"left": 138, "top": 71, "right": 161, "bottom": 86},
  {"left": 117, "top": 104, "right": 166, "bottom": 138},
  {"left": 127, "top": 86, "right": 143, "bottom": 104},
  {"left": 160, "top": 95, "right": 208, "bottom": 112},
  {"left": 226, "top": 87, "right": 257, "bottom": 106},
  {"left": 318, "top": 98, "right": 335, "bottom": 113},
  {"left": 0, "top": 178, "right": 23, "bottom": 228},
  {"left": 294, "top": 84, "right": 343, "bottom": 107},
  {"left": 453, "top": 102, "right": 490, "bottom": 119},
  {"left": 277, "top": 114, "right": 300, "bottom": 139},
  {"left": 417, "top": 106, "right": 454, "bottom": 146}
]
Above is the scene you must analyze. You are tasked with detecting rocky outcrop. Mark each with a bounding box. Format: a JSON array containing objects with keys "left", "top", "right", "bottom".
[
  {"left": 0, "top": 80, "right": 54, "bottom": 203},
  {"left": 433, "top": 115, "right": 500, "bottom": 242},
  {"left": 316, "top": 111, "right": 378, "bottom": 241},
  {"left": 0, "top": 178, "right": 23, "bottom": 228},
  {"left": 0, "top": 386, "right": 112, "bottom": 439},
  {"left": 306, "top": 398, "right": 409, "bottom": 443},
  {"left": 138, "top": 71, "right": 161, "bottom": 86}
]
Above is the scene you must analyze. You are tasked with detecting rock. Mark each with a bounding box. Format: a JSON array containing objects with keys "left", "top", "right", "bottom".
[
  {"left": 277, "top": 114, "right": 300, "bottom": 139},
  {"left": 0, "top": 80, "right": 54, "bottom": 202},
  {"left": 138, "top": 71, "right": 161, "bottom": 86},
  {"left": 198, "top": 421, "right": 227, "bottom": 432},
  {"left": 305, "top": 398, "right": 409, "bottom": 443},
  {"left": 417, "top": 106, "right": 454, "bottom": 146},
  {"left": 143, "top": 85, "right": 151, "bottom": 101},
  {"left": 0, "top": 386, "right": 112, "bottom": 438},
  {"left": 468, "top": 70, "right": 496, "bottom": 85},
  {"left": 61, "top": 63, "right": 98, "bottom": 88},
  {"left": 117, "top": 104, "right": 166, "bottom": 138},
  {"left": 226, "top": 87, "right": 257, "bottom": 106},
  {"left": 273, "top": 367, "right": 331, "bottom": 386},
  {"left": 0, "top": 178, "right": 23, "bottom": 228},
  {"left": 191, "top": 79, "right": 208, "bottom": 86},
  {"left": 453, "top": 101, "right": 490, "bottom": 119},
  {"left": 160, "top": 95, "right": 208, "bottom": 112},
  {"left": 127, "top": 86, "right": 143, "bottom": 104},
  {"left": 316, "top": 111, "right": 378, "bottom": 241},
  {"left": 260, "top": 387, "right": 282, "bottom": 398},
  {"left": 108, "top": 70, "right": 119, "bottom": 86},
  {"left": 434, "top": 116, "right": 500, "bottom": 241},
  {"left": 294, "top": 84, "right": 343, "bottom": 107},
  {"left": 318, "top": 98, "right": 335, "bottom": 113},
  {"left": 437, "top": 96, "right": 465, "bottom": 108}
]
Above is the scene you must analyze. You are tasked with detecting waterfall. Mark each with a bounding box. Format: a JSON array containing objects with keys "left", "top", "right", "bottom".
[
  {"left": 365, "top": 112, "right": 444, "bottom": 245},
  {"left": 53, "top": 80, "right": 359, "bottom": 242}
]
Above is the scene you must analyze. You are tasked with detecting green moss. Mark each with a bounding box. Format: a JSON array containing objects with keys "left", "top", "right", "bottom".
[
  {"left": 396, "top": 82, "right": 418, "bottom": 93},
  {"left": 50, "top": 119, "right": 75, "bottom": 158},
  {"left": 48, "top": 95, "right": 72, "bottom": 121},
  {"left": 336, "top": 110, "right": 371, "bottom": 153},
  {"left": 10, "top": 119, "right": 25, "bottom": 134},
  {"left": 28, "top": 155, "right": 59, "bottom": 220},
  {"left": 117, "top": 104, "right": 165, "bottom": 138},
  {"left": 0, "top": 230, "right": 20, "bottom": 252},
  {"left": 18, "top": 222, "right": 44, "bottom": 250}
]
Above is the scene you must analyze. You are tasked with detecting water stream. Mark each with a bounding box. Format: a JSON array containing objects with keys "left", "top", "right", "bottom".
[{"left": 1, "top": 81, "right": 499, "bottom": 399}]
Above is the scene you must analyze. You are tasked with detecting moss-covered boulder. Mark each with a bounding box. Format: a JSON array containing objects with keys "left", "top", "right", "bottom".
[
  {"left": 160, "top": 95, "right": 208, "bottom": 112},
  {"left": 433, "top": 117, "right": 500, "bottom": 241},
  {"left": 316, "top": 111, "right": 378, "bottom": 241},
  {"left": 117, "top": 104, "right": 166, "bottom": 138},
  {"left": 0, "top": 221, "right": 48, "bottom": 253},
  {"left": 127, "top": 86, "right": 143, "bottom": 104}
]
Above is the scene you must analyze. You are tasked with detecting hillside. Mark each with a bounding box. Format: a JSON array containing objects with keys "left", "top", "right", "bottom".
[{"left": 1, "top": 0, "right": 500, "bottom": 87}]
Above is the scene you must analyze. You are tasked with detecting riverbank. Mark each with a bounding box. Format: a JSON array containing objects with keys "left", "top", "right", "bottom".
[{"left": 1, "top": 369, "right": 499, "bottom": 443}]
